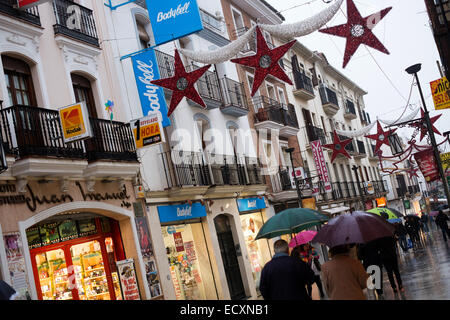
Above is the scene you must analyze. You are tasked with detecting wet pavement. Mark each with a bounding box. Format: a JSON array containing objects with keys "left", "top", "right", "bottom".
[
  {"left": 310, "top": 225, "right": 450, "bottom": 300},
  {"left": 377, "top": 228, "right": 450, "bottom": 300}
]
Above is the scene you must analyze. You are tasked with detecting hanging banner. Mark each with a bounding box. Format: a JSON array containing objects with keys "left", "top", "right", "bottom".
[
  {"left": 116, "top": 259, "right": 141, "bottom": 300},
  {"left": 58, "top": 102, "right": 93, "bottom": 143},
  {"left": 131, "top": 113, "right": 165, "bottom": 149},
  {"left": 17, "top": 0, "right": 50, "bottom": 9},
  {"left": 430, "top": 76, "right": 450, "bottom": 110},
  {"left": 311, "top": 140, "right": 332, "bottom": 193},
  {"left": 146, "top": 0, "right": 204, "bottom": 47},
  {"left": 414, "top": 148, "right": 440, "bottom": 182},
  {"left": 131, "top": 49, "right": 170, "bottom": 127},
  {"left": 3, "top": 233, "right": 31, "bottom": 299}
]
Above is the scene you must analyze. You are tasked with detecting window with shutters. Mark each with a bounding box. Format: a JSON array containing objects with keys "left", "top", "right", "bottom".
[
  {"left": 2, "top": 55, "right": 37, "bottom": 107},
  {"left": 71, "top": 73, "right": 98, "bottom": 118}
]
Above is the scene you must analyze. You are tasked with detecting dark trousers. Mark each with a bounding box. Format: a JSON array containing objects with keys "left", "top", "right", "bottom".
[
  {"left": 306, "top": 275, "right": 324, "bottom": 298},
  {"left": 398, "top": 235, "right": 408, "bottom": 251},
  {"left": 440, "top": 227, "right": 450, "bottom": 241},
  {"left": 384, "top": 260, "right": 403, "bottom": 290}
]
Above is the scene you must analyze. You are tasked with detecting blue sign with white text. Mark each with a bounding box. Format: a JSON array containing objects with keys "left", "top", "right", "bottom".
[
  {"left": 237, "top": 197, "right": 267, "bottom": 213},
  {"left": 146, "top": 0, "right": 204, "bottom": 46},
  {"left": 158, "top": 203, "right": 207, "bottom": 223},
  {"left": 131, "top": 49, "right": 170, "bottom": 127}
]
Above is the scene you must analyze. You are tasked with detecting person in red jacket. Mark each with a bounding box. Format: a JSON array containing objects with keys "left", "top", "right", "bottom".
[{"left": 259, "top": 240, "right": 314, "bottom": 300}]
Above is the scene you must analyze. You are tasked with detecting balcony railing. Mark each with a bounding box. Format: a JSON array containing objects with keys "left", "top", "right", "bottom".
[
  {"left": 253, "top": 96, "right": 284, "bottom": 125},
  {"left": 0, "top": 105, "right": 85, "bottom": 159},
  {"left": 233, "top": 27, "right": 277, "bottom": 53},
  {"left": 185, "top": 64, "right": 222, "bottom": 107},
  {"left": 336, "top": 133, "right": 355, "bottom": 153},
  {"left": 292, "top": 70, "right": 314, "bottom": 96},
  {"left": 86, "top": 118, "right": 137, "bottom": 162},
  {"left": 155, "top": 49, "right": 175, "bottom": 79},
  {"left": 160, "top": 151, "right": 264, "bottom": 189},
  {"left": 314, "top": 180, "right": 388, "bottom": 203},
  {"left": 199, "top": 8, "right": 226, "bottom": 35},
  {"left": 356, "top": 140, "right": 366, "bottom": 155},
  {"left": 303, "top": 125, "right": 328, "bottom": 145},
  {"left": 282, "top": 104, "right": 299, "bottom": 128},
  {"left": 220, "top": 77, "right": 249, "bottom": 116},
  {"left": 319, "top": 85, "right": 339, "bottom": 106},
  {"left": 0, "top": 105, "right": 137, "bottom": 162},
  {"left": 0, "top": 0, "right": 41, "bottom": 26},
  {"left": 53, "top": 0, "right": 99, "bottom": 47},
  {"left": 345, "top": 99, "right": 357, "bottom": 118}
]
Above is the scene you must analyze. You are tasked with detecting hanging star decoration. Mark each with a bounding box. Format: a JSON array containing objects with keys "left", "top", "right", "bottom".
[
  {"left": 105, "top": 100, "right": 114, "bottom": 121},
  {"left": 230, "top": 27, "right": 296, "bottom": 96},
  {"left": 410, "top": 108, "right": 442, "bottom": 141},
  {"left": 319, "top": 0, "right": 392, "bottom": 68},
  {"left": 323, "top": 131, "right": 353, "bottom": 162},
  {"left": 407, "top": 166, "right": 420, "bottom": 179},
  {"left": 150, "top": 49, "right": 211, "bottom": 117},
  {"left": 365, "top": 121, "right": 397, "bottom": 154}
]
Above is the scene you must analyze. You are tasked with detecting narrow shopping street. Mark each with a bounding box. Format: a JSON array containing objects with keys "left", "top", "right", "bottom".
[{"left": 380, "top": 228, "right": 450, "bottom": 300}]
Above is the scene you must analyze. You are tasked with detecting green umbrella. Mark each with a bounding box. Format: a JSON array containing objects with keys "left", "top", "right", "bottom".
[
  {"left": 367, "top": 208, "right": 402, "bottom": 220},
  {"left": 255, "top": 208, "right": 330, "bottom": 240}
]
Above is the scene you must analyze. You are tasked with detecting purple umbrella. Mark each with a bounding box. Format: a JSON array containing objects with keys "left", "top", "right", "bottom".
[{"left": 312, "top": 211, "right": 395, "bottom": 248}]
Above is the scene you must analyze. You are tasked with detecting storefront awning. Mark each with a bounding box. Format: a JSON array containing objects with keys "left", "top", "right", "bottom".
[{"left": 321, "top": 206, "right": 350, "bottom": 215}]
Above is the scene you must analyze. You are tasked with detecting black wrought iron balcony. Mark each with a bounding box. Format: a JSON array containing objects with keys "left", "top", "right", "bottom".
[
  {"left": 292, "top": 70, "right": 315, "bottom": 100},
  {"left": 336, "top": 133, "right": 355, "bottom": 154},
  {"left": 53, "top": 0, "right": 99, "bottom": 47},
  {"left": 303, "top": 125, "right": 328, "bottom": 146},
  {"left": 160, "top": 151, "right": 212, "bottom": 188},
  {"left": 355, "top": 140, "right": 367, "bottom": 158},
  {"left": 85, "top": 118, "right": 137, "bottom": 162},
  {"left": 208, "top": 153, "right": 248, "bottom": 186},
  {"left": 253, "top": 96, "right": 284, "bottom": 128},
  {"left": 0, "top": 105, "right": 85, "bottom": 159},
  {"left": 0, "top": 0, "right": 41, "bottom": 26},
  {"left": 245, "top": 157, "right": 264, "bottom": 185},
  {"left": 344, "top": 99, "right": 357, "bottom": 120},
  {"left": 220, "top": 77, "right": 249, "bottom": 117},
  {"left": 319, "top": 84, "right": 339, "bottom": 116},
  {"left": 155, "top": 49, "right": 175, "bottom": 80},
  {"left": 396, "top": 186, "right": 407, "bottom": 198},
  {"left": 282, "top": 104, "right": 299, "bottom": 128},
  {"left": 185, "top": 64, "right": 222, "bottom": 109}
]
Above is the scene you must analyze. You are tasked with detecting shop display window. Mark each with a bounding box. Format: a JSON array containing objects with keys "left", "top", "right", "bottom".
[
  {"left": 240, "top": 212, "right": 272, "bottom": 295},
  {"left": 35, "top": 249, "right": 73, "bottom": 300},
  {"left": 162, "top": 223, "right": 217, "bottom": 300},
  {"left": 70, "top": 240, "right": 111, "bottom": 300}
]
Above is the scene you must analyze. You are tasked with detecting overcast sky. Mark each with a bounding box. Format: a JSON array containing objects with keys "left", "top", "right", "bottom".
[{"left": 265, "top": 0, "right": 449, "bottom": 144}]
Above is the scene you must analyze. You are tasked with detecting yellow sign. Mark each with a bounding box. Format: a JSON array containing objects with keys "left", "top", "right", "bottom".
[
  {"left": 131, "top": 114, "right": 164, "bottom": 149},
  {"left": 58, "top": 102, "right": 92, "bottom": 143},
  {"left": 302, "top": 198, "right": 316, "bottom": 210},
  {"left": 441, "top": 152, "right": 450, "bottom": 172},
  {"left": 376, "top": 197, "right": 387, "bottom": 207},
  {"left": 430, "top": 77, "right": 450, "bottom": 110}
]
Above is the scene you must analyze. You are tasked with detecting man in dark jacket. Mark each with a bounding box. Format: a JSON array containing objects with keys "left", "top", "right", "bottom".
[
  {"left": 357, "top": 241, "right": 384, "bottom": 298},
  {"left": 395, "top": 222, "right": 408, "bottom": 252},
  {"left": 435, "top": 210, "right": 450, "bottom": 242},
  {"left": 376, "top": 236, "right": 404, "bottom": 293},
  {"left": 259, "top": 239, "right": 314, "bottom": 300}
]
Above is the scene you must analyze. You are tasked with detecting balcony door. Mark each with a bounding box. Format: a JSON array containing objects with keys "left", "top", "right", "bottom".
[{"left": 2, "top": 55, "right": 43, "bottom": 152}]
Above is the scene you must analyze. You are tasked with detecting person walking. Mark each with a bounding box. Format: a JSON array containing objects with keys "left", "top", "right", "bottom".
[
  {"left": 292, "top": 243, "right": 325, "bottom": 299},
  {"left": 405, "top": 217, "right": 420, "bottom": 249},
  {"left": 395, "top": 222, "right": 409, "bottom": 252},
  {"left": 357, "top": 241, "right": 384, "bottom": 298},
  {"left": 259, "top": 239, "right": 315, "bottom": 300},
  {"left": 376, "top": 236, "right": 404, "bottom": 293},
  {"left": 420, "top": 213, "right": 429, "bottom": 233},
  {"left": 321, "top": 244, "right": 369, "bottom": 300},
  {"left": 435, "top": 210, "right": 450, "bottom": 242}
]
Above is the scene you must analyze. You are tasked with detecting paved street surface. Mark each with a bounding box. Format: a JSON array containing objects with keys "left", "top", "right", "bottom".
[{"left": 310, "top": 225, "right": 450, "bottom": 300}]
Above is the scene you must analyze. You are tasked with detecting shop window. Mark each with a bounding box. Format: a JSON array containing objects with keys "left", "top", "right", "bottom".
[
  {"left": 2, "top": 55, "right": 37, "bottom": 107},
  {"left": 70, "top": 240, "right": 111, "bottom": 300},
  {"left": 162, "top": 223, "right": 218, "bottom": 300},
  {"left": 71, "top": 73, "right": 98, "bottom": 118},
  {"left": 35, "top": 249, "right": 72, "bottom": 300}
]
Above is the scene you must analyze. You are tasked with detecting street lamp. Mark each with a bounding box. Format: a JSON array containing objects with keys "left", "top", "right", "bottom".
[
  {"left": 285, "top": 147, "right": 302, "bottom": 208},
  {"left": 405, "top": 63, "right": 450, "bottom": 207}
]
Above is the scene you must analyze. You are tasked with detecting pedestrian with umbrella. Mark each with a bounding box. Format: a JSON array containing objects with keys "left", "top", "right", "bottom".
[
  {"left": 313, "top": 211, "right": 395, "bottom": 300},
  {"left": 435, "top": 210, "right": 450, "bottom": 242},
  {"left": 405, "top": 215, "right": 421, "bottom": 248},
  {"left": 289, "top": 232, "right": 325, "bottom": 299},
  {"left": 376, "top": 236, "right": 404, "bottom": 293}
]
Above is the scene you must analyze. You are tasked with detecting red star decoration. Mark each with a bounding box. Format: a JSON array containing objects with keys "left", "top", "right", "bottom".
[
  {"left": 231, "top": 27, "right": 296, "bottom": 96},
  {"left": 407, "top": 167, "right": 420, "bottom": 179},
  {"left": 323, "top": 131, "right": 353, "bottom": 163},
  {"left": 319, "top": 0, "right": 392, "bottom": 68},
  {"left": 365, "top": 121, "right": 397, "bottom": 153},
  {"left": 151, "top": 49, "right": 211, "bottom": 117},
  {"left": 410, "top": 109, "right": 442, "bottom": 141}
]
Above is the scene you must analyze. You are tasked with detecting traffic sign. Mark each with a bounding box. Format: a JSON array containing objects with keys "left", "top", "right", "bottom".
[
  {"left": 131, "top": 114, "right": 164, "bottom": 149},
  {"left": 430, "top": 76, "right": 450, "bottom": 110}
]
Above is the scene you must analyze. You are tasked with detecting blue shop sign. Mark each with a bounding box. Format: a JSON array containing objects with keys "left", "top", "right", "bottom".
[
  {"left": 237, "top": 197, "right": 267, "bottom": 213},
  {"left": 131, "top": 49, "right": 171, "bottom": 128},
  {"left": 146, "top": 0, "right": 204, "bottom": 46},
  {"left": 158, "top": 202, "right": 207, "bottom": 223}
]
